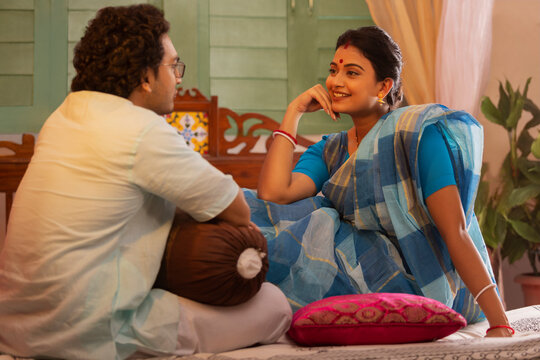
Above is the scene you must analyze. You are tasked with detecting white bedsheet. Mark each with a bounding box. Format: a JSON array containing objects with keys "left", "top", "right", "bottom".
[
  {"left": 174, "top": 305, "right": 540, "bottom": 360},
  {"left": 1, "top": 306, "right": 539, "bottom": 360}
]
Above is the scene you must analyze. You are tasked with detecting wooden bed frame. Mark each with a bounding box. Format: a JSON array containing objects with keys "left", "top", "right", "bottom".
[
  {"left": 0, "top": 134, "right": 35, "bottom": 225},
  {"left": 0, "top": 88, "right": 315, "bottom": 225},
  {"left": 172, "top": 88, "right": 314, "bottom": 188}
]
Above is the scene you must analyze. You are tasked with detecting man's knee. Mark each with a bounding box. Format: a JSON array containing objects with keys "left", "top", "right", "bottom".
[{"left": 252, "top": 283, "right": 292, "bottom": 344}]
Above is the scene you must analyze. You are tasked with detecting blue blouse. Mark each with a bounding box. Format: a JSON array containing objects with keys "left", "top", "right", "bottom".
[{"left": 293, "top": 124, "right": 456, "bottom": 199}]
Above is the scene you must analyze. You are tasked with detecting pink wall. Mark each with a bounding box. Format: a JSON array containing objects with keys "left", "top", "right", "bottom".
[{"left": 479, "top": 0, "right": 540, "bottom": 309}]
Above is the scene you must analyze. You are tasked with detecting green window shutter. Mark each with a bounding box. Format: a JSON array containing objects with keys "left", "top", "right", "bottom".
[
  {"left": 0, "top": 0, "right": 165, "bottom": 133},
  {"left": 0, "top": 0, "right": 68, "bottom": 133},
  {"left": 205, "top": 0, "right": 373, "bottom": 135},
  {"left": 290, "top": 0, "right": 374, "bottom": 134},
  {"left": 0, "top": 2, "right": 35, "bottom": 107},
  {"left": 0, "top": 0, "right": 373, "bottom": 134},
  {"left": 208, "top": 0, "right": 288, "bottom": 123}
]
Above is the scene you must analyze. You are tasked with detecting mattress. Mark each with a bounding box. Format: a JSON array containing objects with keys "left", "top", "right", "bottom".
[
  {"left": 177, "top": 305, "right": 540, "bottom": 360},
  {"left": 1, "top": 305, "right": 539, "bottom": 360}
]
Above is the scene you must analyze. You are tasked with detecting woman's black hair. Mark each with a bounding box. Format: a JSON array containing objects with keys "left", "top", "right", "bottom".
[{"left": 336, "top": 26, "right": 403, "bottom": 109}]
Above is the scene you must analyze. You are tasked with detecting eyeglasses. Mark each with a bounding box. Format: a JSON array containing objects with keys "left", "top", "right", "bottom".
[{"left": 161, "top": 60, "right": 185, "bottom": 79}]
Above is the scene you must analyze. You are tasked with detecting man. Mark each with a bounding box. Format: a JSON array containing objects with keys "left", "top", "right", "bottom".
[{"left": 0, "top": 5, "right": 291, "bottom": 359}]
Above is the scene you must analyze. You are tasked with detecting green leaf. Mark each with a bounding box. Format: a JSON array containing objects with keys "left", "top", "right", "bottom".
[
  {"left": 517, "top": 130, "right": 533, "bottom": 156},
  {"left": 505, "top": 96, "right": 525, "bottom": 130},
  {"left": 508, "top": 219, "right": 540, "bottom": 243},
  {"left": 532, "top": 136, "right": 540, "bottom": 159},
  {"left": 475, "top": 191, "right": 488, "bottom": 215},
  {"left": 517, "top": 158, "right": 540, "bottom": 184},
  {"left": 524, "top": 98, "right": 540, "bottom": 117},
  {"left": 508, "top": 205, "right": 528, "bottom": 220},
  {"left": 507, "top": 184, "right": 540, "bottom": 208},
  {"left": 523, "top": 77, "right": 532, "bottom": 98},
  {"left": 496, "top": 180, "right": 515, "bottom": 213},
  {"left": 494, "top": 212, "right": 508, "bottom": 246},
  {"left": 497, "top": 82, "right": 510, "bottom": 120},
  {"left": 480, "top": 96, "right": 504, "bottom": 126},
  {"left": 475, "top": 175, "right": 490, "bottom": 214},
  {"left": 500, "top": 155, "right": 514, "bottom": 184},
  {"left": 481, "top": 206, "right": 501, "bottom": 248},
  {"left": 501, "top": 230, "right": 528, "bottom": 263},
  {"left": 524, "top": 114, "right": 540, "bottom": 130},
  {"left": 505, "top": 79, "right": 514, "bottom": 98}
]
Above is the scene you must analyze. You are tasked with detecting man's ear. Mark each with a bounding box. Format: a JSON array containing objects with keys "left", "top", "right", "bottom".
[{"left": 140, "top": 68, "right": 154, "bottom": 93}]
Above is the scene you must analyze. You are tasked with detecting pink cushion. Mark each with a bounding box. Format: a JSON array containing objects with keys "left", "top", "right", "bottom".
[{"left": 287, "top": 293, "right": 467, "bottom": 346}]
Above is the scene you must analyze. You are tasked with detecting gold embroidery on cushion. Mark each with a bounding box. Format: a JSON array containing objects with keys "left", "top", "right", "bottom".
[
  {"left": 310, "top": 310, "right": 339, "bottom": 324},
  {"left": 425, "top": 314, "right": 450, "bottom": 323},
  {"left": 402, "top": 305, "right": 428, "bottom": 323},
  {"left": 380, "top": 312, "right": 407, "bottom": 323},
  {"left": 334, "top": 302, "right": 359, "bottom": 313},
  {"left": 380, "top": 298, "right": 407, "bottom": 310},
  {"left": 446, "top": 312, "right": 465, "bottom": 322},
  {"left": 335, "top": 315, "right": 358, "bottom": 324},
  {"left": 423, "top": 302, "right": 449, "bottom": 313},
  {"left": 295, "top": 318, "right": 316, "bottom": 326},
  {"left": 355, "top": 307, "right": 383, "bottom": 322}
]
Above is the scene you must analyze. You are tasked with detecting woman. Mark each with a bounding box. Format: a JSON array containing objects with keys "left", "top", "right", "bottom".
[{"left": 247, "top": 26, "right": 512, "bottom": 337}]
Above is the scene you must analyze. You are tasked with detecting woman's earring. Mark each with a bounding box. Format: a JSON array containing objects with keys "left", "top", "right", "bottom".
[{"left": 377, "top": 93, "right": 385, "bottom": 105}]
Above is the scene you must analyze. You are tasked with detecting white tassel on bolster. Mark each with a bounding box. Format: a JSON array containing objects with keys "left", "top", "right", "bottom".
[{"left": 236, "top": 248, "right": 266, "bottom": 279}]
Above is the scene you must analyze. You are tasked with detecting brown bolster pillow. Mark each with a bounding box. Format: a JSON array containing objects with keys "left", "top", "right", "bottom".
[{"left": 154, "top": 210, "right": 268, "bottom": 306}]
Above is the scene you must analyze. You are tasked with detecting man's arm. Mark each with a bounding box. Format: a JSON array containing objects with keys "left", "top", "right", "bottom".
[{"left": 214, "top": 188, "right": 250, "bottom": 227}]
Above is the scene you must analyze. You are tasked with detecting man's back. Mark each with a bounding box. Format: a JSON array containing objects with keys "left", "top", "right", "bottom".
[{"left": 0, "top": 90, "right": 239, "bottom": 359}]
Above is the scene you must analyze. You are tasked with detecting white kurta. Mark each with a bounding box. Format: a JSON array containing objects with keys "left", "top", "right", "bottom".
[{"left": 0, "top": 91, "right": 240, "bottom": 359}]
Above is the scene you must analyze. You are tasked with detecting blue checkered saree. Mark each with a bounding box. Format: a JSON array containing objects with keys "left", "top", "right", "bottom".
[{"left": 245, "top": 104, "right": 495, "bottom": 323}]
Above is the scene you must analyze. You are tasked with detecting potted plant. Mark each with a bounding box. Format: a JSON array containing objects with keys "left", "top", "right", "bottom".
[{"left": 475, "top": 78, "right": 540, "bottom": 306}]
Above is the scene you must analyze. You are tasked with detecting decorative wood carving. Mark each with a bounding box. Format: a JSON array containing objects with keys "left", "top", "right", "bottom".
[
  {"left": 218, "top": 107, "right": 314, "bottom": 155},
  {"left": 171, "top": 88, "right": 315, "bottom": 188},
  {"left": 0, "top": 89, "right": 317, "bottom": 227},
  {"left": 0, "top": 134, "right": 35, "bottom": 223}
]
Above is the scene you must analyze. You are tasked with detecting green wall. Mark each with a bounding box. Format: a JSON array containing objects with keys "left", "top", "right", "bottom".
[
  {"left": 0, "top": 0, "right": 373, "bottom": 134},
  {"left": 0, "top": 0, "right": 67, "bottom": 133}
]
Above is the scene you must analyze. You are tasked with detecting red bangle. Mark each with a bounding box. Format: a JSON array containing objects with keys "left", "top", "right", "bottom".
[
  {"left": 273, "top": 129, "right": 298, "bottom": 145},
  {"left": 486, "top": 325, "right": 515, "bottom": 335}
]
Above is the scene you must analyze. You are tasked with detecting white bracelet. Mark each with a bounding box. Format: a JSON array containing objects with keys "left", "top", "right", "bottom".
[
  {"left": 272, "top": 131, "right": 296, "bottom": 149},
  {"left": 474, "top": 283, "right": 496, "bottom": 303}
]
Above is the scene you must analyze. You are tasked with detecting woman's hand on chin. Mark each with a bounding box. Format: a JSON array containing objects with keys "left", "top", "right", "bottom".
[{"left": 290, "top": 84, "right": 338, "bottom": 121}]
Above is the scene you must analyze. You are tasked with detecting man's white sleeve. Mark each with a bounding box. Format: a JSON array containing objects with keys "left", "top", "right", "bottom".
[{"left": 132, "top": 122, "right": 239, "bottom": 222}]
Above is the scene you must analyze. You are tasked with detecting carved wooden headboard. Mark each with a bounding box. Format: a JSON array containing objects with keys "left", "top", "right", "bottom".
[
  {"left": 0, "top": 88, "right": 315, "bottom": 226},
  {"left": 0, "top": 134, "right": 35, "bottom": 224},
  {"left": 168, "top": 88, "right": 315, "bottom": 188}
]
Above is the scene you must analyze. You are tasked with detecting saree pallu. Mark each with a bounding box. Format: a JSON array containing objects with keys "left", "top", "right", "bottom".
[{"left": 246, "top": 104, "right": 495, "bottom": 323}]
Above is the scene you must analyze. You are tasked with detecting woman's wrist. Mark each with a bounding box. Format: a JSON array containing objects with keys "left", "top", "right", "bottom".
[
  {"left": 281, "top": 105, "right": 303, "bottom": 135},
  {"left": 272, "top": 130, "right": 297, "bottom": 149},
  {"left": 486, "top": 325, "right": 514, "bottom": 336},
  {"left": 486, "top": 313, "right": 510, "bottom": 329}
]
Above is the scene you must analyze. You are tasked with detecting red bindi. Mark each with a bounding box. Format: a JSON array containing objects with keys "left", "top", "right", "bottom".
[{"left": 339, "top": 59, "right": 343, "bottom": 63}]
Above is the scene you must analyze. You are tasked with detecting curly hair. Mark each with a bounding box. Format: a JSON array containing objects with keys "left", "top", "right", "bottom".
[
  {"left": 71, "top": 4, "right": 170, "bottom": 99},
  {"left": 336, "top": 26, "right": 403, "bottom": 109}
]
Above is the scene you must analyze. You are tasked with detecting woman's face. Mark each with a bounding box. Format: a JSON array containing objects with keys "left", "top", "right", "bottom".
[{"left": 325, "top": 45, "right": 385, "bottom": 117}]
